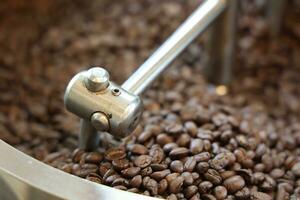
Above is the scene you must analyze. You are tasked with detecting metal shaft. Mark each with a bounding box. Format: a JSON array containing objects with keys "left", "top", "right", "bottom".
[
  {"left": 204, "top": 0, "right": 238, "bottom": 85},
  {"left": 267, "top": 0, "right": 286, "bottom": 38},
  {"left": 122, "top": 0, "right": 227, "bottom": 95}
]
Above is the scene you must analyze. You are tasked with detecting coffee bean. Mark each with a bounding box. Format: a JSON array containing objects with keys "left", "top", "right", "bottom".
[
  {"left": 199, "top": 181, "right": 213, "bottom": 194},
  {"left": 158, "top": 179, "right": 168, "bottom": 194},
  {"left": 144, "top": 178, "right": 158, "bottom": 195},
  {"left": 210, "top": 152, "right": 236, "bottom": 170},
  {"left": 99, "top": 162, "right": 111, "bottom": 177},
  {"left": 166, "top": 173, "right": 180, "bottom": 184},
  {"left": 150, "top": 169, "right": 171, "bottom": 181},
  {"left": 84, "top": 152, "right": 103, "bottom": 164},
  {"left": 169, "top": 176, "right": 184, "bottom": 194},
  {"left": 170, "top": 160, "right": 184, "bottom": 173},
  {"left": 202, "top": 194, "right": 217, "bottom": 200},
  {"left": 213, "top": 186, "right": 227, "bottom": 200},
  {"left": 194, "top": 152, "right": 211, "bottom": 162},
  {"left": 166, "top": 194, "right": 178, "bottom": 200},
  {"left": 163, "top": 143, "right": 179, "bottom": 153},
  {"left": 169, "top": 147, "right": 189, "bottom": 159},
  {"left": 165, "top": 123, "right": 183, "bottom": 135},
  {"left": 250, "top": 192, "right": 271, "bottom": 200},
  {"left": 134, "top": 155, "right": 152, "bottom": 168},
  {"left": 156, "top": 133, "right": 173, "bottom": 146},
  {"left": 190, "top": 139, "right": 204, "bottom": 155},
  {"left": 184, "top": 121, "right": 198, "bottom": 137},
  {"left": 72, "top": 148, "right": 85, "bottom": 163},
  {"left": 176, "top": 133, "right": 191, "bottom": 147},
  {"left": 112, "top": 158, "right": 130, "bottom": 171},
  {"left": 223, "top": 175, "right": 245, "bottom": 193},
  {"left": 128, "top": 144, "right": 148, "bottom": 155},
  {"left": 105, "top": 148, "right": 126, "bottom": 161},
  {"left": 151, "top": 163, "right": 168, "bottom": 171},
  {"left": 204, "top": 169, "right": 222, "bottom": 185},
  {"left": 184, "top": 157, "right": 196, "bottom": 172},
  {"left": 292, "top": 162, "right": 300, "bottom": 177},
  {"left": 181, "top": 172, "right": 194, "bottom": 186},
  {"left": 196, "top": 162, "right": 209, "bottom": 174},
  {"left": 113, "top": 185, "right": 127, "bottom": 190},
  {"left": 129, "top": 175, "right": 142, "bottom": 188},
  {"left": 184, "top": 185, "right": 198, "bottom": 199},
  {"left": 141, "top": 166, "right": 153, "bottom": 176},
  {"left": 235, "top": 187, "right": 250, "bottom": 200},
  {"left": 111, "top": 177, "right": 129, "bottom": 187},
  {"left": 149, "top": 145, "right": 165, "bottom": 164},
  {"left": 138, "top": 131, "right": 153, "bottom": 143},
  {"left": 121, "top": 167, "right": 141, "bottom": 178}
]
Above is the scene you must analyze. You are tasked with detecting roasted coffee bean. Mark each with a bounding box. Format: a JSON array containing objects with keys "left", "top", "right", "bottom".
[
  {"left": 149, "top": 145, "right": 165, "bottom": 164},
  {"left": 165, "top": 123, "right": 183, "bottom": 135},
  {"left": 99, "top": 162, "right": 111, "bottom": 177},
  {"left": 184, "top": 185, "right": 198, "bottom": 199},
  {"left": 121, "top": 167, "right": 141, "bottom": 178},
  {"left": 134, "top": 155, "right": 152, "bottom": 168},
  {"left": 202, "top": 194, "right": 217, "bottom": 200},
  {"left": 181, "top": 172, "right": 194, "bottom": 186},
  {"left": 128, "top": 144, "right": 148, "bottom": 155},
  {"left": 292, "top": 162, "right": 300, "bottom": 177},
  {"left": 169, "top": 176, "right": 184, "bottom": 194},
  {"left": 112, "top": 159, "right": 129, "bottom": 171},
  {"left": 199, "top": 181, "right": 213, "bottom": 194},
  {"left": 144, "top": 178, "right": 158, "bottom": 195},
  {"left": 190, "top": 139, "right": 204, "bottom": 155},
  {"left": 210, "top": 152, "right": 236, "bottom": 170},
  {"left": 184, "top": 121, "right": 198, "bottom": 137},
  {"left": 166, "top": 173, "right": 180, "bottom": 184},
  {"left": 111, "top": 177, "right": 129, "bottom": 187},
  {"left": 184, "top": 157, "right": 196, "bottom": 172},
  {"left": 129, "top": 175, "right": 142, "bottom": 188},
  {"left": 166, "top": 194, "right": 178, "bottom": 200},
  {"left": 156, "top": 133, "right": 173, "bottom": 146},
  {"left": 235, "top": 187, "right": 250, "bottom": 200},
  {"left": 151, "top": 163, "right": 168, "bottom": 171},
  {"left": 204, "top": 169, "right": 222, "bottom": 185},
  {"left": 141, "top": 166, "right": 153, "bottom": 176},
  {"left": 220, "top": 171, "right": 236, "bottom": 180},
  {"left": 170, "top": 160, "right": 184, "bottom": 173},
  {"left": 84, "top": 152, "right": 103, "bottom": 164},
  {"left": 105, "top": 148, "right": 126, "bottom": 161},
  {"left": 190, "top": 193, "right": 201, "bottom": 200},
  {"left": 169, "top": 147, "right": 189, "bottom": 159},
  {"left": 176, "top": 133, "right": 191, "bottom": 147},
  {"left": 163, "top": 143, "right": 179, "bottom": 153},
  {"left": 72, "top": 148, "right": 85, "bottom": 163},
  {"left": 105, "top": 174, "right": 120, "bottom": 184},
  {"left": 138, "top": 131, "right": 153, "bottom": 143},
  {"left": 213, "top": 186, "right": 227, "bottom": 200},
  {"left": 194, "top": 152, "right": 211, "bottom": 162},
  {"left": 223, "top": 175, "right": 245, "bottom": 193},
  {"left": 158, "top": 179, "right": 168, "bottom": 194},
  {"left": 196, "top": 162, "right": 209, "bottom": 174},
  {"left": 150, "top": 169, "right": 171, "bottom": 181},
  {"left": 250, "top": 192, "right": 272, "bottom": 200},
  {"left": 113, "top": 185, "right": 127, "bottom": 190},
  {"left": 86, "top": 173, "right": 102, "bottom": 184}
]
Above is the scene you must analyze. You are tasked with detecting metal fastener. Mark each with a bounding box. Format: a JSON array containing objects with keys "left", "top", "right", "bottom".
[
  {"left": 90, "top": 112, "right": 109, "bottom": 132},
  {"left": 84, "top": 67, "right": 110, "bottom": 92}
]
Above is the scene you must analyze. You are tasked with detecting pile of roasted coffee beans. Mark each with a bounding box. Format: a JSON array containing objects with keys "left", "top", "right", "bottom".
[{"left": 1, "top": 0, "right": 300, "bottom": 199}]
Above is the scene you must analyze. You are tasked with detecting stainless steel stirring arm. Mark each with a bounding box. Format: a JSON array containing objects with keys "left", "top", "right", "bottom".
[{"left": 64, "top": 0, "right": 228, "bottom": 150}]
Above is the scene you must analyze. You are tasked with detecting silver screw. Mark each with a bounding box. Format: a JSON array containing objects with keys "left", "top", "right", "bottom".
[
  {"left": 90, "top": 112, "right": 109, "bottom": 132},
  {"left": 84, "top": 67, "right": 110, "bottom": 92}
]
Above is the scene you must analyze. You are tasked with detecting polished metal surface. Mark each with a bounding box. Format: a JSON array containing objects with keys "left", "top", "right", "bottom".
[
  {"left": 204, "top": 0, "right": 238, "bottom": 85},
  {"left": 64, "top": 69, "right": 143, "bottom": 141},
  {"left": 0, "top": 140, "right": 157, "bottom": 200},
  {"left": 79, "top": 119, "right": 100, "bottom": 150},
  {"left": 122, "top": 0, "right": 227, "bottom": 95},
  {"left": 91, "top": 112, "right": 109, "bottom": 132},
  {"left": 84, "top": 67, "right": 110, "bottom": 92}
]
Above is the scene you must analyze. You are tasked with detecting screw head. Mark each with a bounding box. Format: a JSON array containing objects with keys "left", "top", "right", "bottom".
[
  {"left": 90, "top": 112, "right": 109, "bottom": 132},
  {"left": 85, "top": 67, "right": 110, "bottom": 92}
]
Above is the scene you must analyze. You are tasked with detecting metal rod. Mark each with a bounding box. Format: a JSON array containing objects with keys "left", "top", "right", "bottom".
[
  {"left": 267, "top": 0, "right": 286, "bottom": 38},
  {"left": 122, "top": 0, "right": 227, "bottom": 95},
  {"left": 204, "top": 0, "right": 238, "bottom": 85},
  {"left": 79, "top": 119, "right": 100, "bottom": 151}
]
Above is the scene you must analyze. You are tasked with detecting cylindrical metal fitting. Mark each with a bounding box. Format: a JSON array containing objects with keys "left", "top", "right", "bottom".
[{"left": 84, "top": 67, "right": 110, "bottom": 92}]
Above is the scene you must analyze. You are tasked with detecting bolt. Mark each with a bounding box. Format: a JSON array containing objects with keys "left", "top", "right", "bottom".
[
  {"left": 84, "top": 67, "right": 110, "bottom": 92},
  {"left": 90, "top": 112, "right": 109, "bottom": 132}
]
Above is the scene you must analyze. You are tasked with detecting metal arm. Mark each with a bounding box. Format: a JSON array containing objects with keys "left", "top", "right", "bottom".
[{"left": 122, "top": 0, "right": 227, "bottom": 95}]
